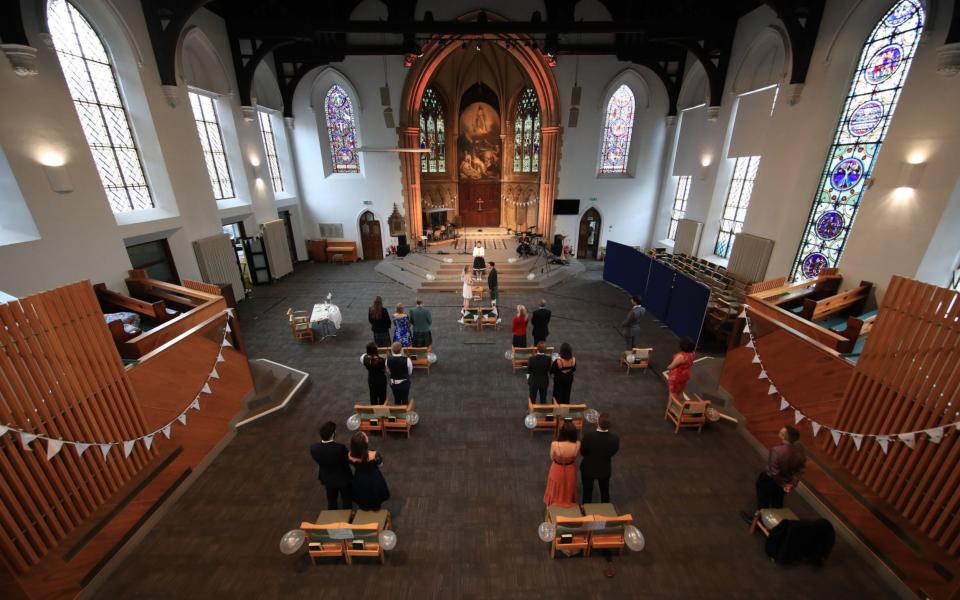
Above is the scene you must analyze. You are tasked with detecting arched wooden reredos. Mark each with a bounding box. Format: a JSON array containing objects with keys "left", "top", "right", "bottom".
[{"left": 399, "top": 11, "right": 561, "bottom": 239}]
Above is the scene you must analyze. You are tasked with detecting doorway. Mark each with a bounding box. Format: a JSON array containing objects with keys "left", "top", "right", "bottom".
[
  {"left": 577, "top": 208, "right": 601, "bottom": 259},
  {"left": 279, "top": 210, "right": 299, "bottom": 265},
  {"left": 359, "top": 211, "right": 383, "bottom": 260}
]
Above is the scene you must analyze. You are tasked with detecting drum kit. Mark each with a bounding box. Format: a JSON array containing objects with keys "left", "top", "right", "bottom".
[
  {"left": 513, "top": 226, "right": 542, "bottom": 257},
  {"left": 429, "top": 223, "right": 459, "bottom": 242}
]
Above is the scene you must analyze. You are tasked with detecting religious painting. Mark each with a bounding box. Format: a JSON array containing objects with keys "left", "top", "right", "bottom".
[{"left": 458, "top": 102, "right": 501, "bottom": 180}]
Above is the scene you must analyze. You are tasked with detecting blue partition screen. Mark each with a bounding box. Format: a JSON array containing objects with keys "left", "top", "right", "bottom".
[
  {"left": 602, "top": 241, "right": 650, "bottom": 299},
  {"left": 666, "top": 272, "right": 711, "bottom": 344},
  {"left": 645, "top": 261, "right": 674, "bottom": 321}
]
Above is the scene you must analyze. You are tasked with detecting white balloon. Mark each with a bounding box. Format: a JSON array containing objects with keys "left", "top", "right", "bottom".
[
  {"left": 379, "top": 530, "right": 397, "bottom": 551},
  {"left": 279, "top": 529, "right": 306, "bottom": 555},
  {"left": 626, "top": 354, "right": 637, "bottom": 364},
  {"left": 406, "top": 411, "right": 420, "bottom": 426},
  {"left": 526, "top": 272, "right": 536, "bottom": 280},
  {"left": 585, "top": 409, "right": 599, "bottom": 424},
  {"left": 443, "top": 257, "right": 454, "bottom": 263},
  {"left": 508, "top": 257, "right": 518, "bottom": 264},
  {"left": 538, "top": 522, "right": 556, "bottom": 542},
  {"left": 624, "top": 525, "right": 645, "bottom": 552},
  {"left": 346, "top": 413, "right": 361, "bottom": 431},
  {"left": 425, "top": 273, "right": 436, "bottom": 281},
  {"left": 505, "top": 350, "right": 514, "bottom": 360},
  {"left": 427, "top": 352, "right": 438, "bottom": 364},
  {"left": 524, "top": 414, "right": 538, "bottom": 430}
]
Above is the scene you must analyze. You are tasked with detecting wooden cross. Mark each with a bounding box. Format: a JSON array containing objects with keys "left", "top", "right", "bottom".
[{"left": 475, "top": 197, "right": 484, "bottom": 212}]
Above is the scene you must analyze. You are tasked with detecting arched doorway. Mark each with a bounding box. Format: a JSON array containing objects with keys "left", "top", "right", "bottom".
[
  {"left": 577, "top": 208, "right": 602, "bottom": 260},
  {"left": 359, "top": 211, "right": 383, "bottom": 260}
]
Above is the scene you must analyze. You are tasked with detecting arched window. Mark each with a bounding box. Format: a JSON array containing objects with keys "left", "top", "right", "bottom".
[
  {"left": 791, "top": 0, "right": 924, "bottom": 280},
  {"left": 47, "top": 0, "right": 153, "bottom": 213},
  {"left": 514, "top": 87, "right": 541, "bottom": 173},
  {"left": 324, "top": 85, "right": 360, "bottom": 174},
  {"left": 599, "top": 84, "right": 635, "bottom": 174},
  {"left": 419, "top": 88, "right": 445, "bottom": 173}
]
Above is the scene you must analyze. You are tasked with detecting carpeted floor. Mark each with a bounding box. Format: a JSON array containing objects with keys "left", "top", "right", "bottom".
[{"left": 92, "top": 260, "right": 895, "bottom": 599}]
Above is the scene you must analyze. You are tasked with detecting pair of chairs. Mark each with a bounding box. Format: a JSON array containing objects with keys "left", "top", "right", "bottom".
[
  {"left": 461, "top": 307, "right": 498, "bottom": 330},
  {"left": 376, "top": 345, "right": 433, "bottom": 374},
  {"left": 287, "top": 308, "right": 314, "bottom": 343},
  {"left": 619, "top": 347, "right": 652, "bottom": 374},
  {"left": 664, "top": 393, "right": 712, "bottom": 433},
  {"left": 300, "top": 509, "right": 392, "bottom": 564},
  {"left": 545, "top": 503, "right": 634, "bottom": 558},
  {"left": 511, "top": 345, "right": 556, "bottom": 373},
  {"left": 527, "top": 400, "right": 587, "bottom": 435},
  {"left": 354, "top": 402, "right": 416, "bottom": 438}
]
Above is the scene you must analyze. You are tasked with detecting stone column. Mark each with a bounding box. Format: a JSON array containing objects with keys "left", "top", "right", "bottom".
[
  {"left": 537, "top": 126, "right": 562, "bottom": 237},
  {"left": 399, "top": 127, "right": 423, "bottom": 239}
]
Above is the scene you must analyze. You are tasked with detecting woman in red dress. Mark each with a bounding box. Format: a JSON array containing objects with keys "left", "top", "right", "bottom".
[
  {"left": 544, "top": 421, "right": 580, "bottom": 507},
  {"left": 512, "top": 305, "right": 529, "bottom": 348},
  {"left": 666, "top": 337, "right": 697, "bottom": 400}
]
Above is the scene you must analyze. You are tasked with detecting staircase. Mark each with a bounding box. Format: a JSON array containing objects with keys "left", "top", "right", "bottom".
[{"left": 237, "top": 359, "right": 309, "bottom": 426}]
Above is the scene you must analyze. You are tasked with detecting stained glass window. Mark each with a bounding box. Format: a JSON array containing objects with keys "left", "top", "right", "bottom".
[
  {"left": 513, "top": 87, "right": 541, "bottom": 173},
  {"left": 668, "top": 176, "right": 692, "bottom": 240},
  {"left": 599, "top": 84, "right": 635, "bottom": 174},
  {"left": 324, "top": 85, "right": 360, "bottom": 174},
  {"left": 189, "top": 91, "right": 235, "bottom": 200},
  {"left": 791, "top": 0, "right": 924, "bottom": 281},
  {"left": 419, "top": 88, "right": 445, "bottom": 173},
  {"left": 715, "top": 156, "right": 761, "bottom": 258},
  {"left": 47, "top": 0, "right": 154, "bottom": 214},
  {"left": 258, "top": 110, "right": 284, "bottom": 193}
]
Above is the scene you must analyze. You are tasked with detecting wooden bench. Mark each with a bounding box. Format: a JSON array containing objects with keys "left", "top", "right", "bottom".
[
  {"left": 94, "top": 283, "right": 174, "bottom": 323},
  {"left": 511, "top": 345, "right": 555, "bottom": 373},
  {"left": 832, "top": 309, "right": 878, "bottom": 354},
  {"left": 544, "top": 504, "right": 635, "bottom": 558},
  {"left": 377, "top": 346, "right": 432, "bottom": 374},
  {"left": 462, "top": 307, "right": 497, "bottom": 331},
  {"left": 325, "top": 239, "right": 358, "bottom": 263},
  {"left": 526, "top": 401, "right": 587, "bottom": 435},
  {"left": 799, "top": 280, "right": 872, "bottom": 321},
  {"left": 353, "top": 402, "right": 416, "bottom": 438},
  {"left": 299, "top": 509, "right": 393, "bottom": 564}
]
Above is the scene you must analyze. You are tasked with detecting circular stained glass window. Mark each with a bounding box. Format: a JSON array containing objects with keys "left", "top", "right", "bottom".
[
  {"left": 847, "top": 100, "right": 884, "bottom": 137},
  {"left": 338, "top": 147, "right": 354, "bottom": 163},
  {"left": 885, "top": 2, "right": 917, "bottom": 27},
  {"left": 815, "top": 211, "right": 845, "bottom": 240},
  {"left": 605, "top": 145, "right": 624, "bottom": 165},
  {"left": 611, "top": 119, "right": 628, "bottom": 137},
  {"left": 864, "top": 44, "right": 904, "bottom": 85},
  {"left": 830, "top": 157, "right": 865, "bottom": 191},
  {"left": 801, "top": 253, "right": 829, "bottom": 279}
]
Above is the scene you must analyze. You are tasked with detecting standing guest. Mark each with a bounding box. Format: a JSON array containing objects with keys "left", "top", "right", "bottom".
[
  {"left": 461, "top": 265, "right": 472, "bottom": 315},
  {"left": 360, "top": 342, "right": 387, "bottom": 405},
  {"left": 349, "top": 433, "right": 390, "bottom": 511},
  {"left": 620, "top": 295, "right": 646, "bottom": 349},
  {"left": 580, "top": 413, "right": 619, "bottom": 504},
  {"left": 755, "top": 426, "right": 806, "bottom": 510},
  {"left": 409, "top": 298, "right": 433, "bottom": 347},
  {"left": 369, "top": 296, "right": 392, "bottom": 348},
  {"left": 393, "top": 303, "right": 412, "bottom": 347},
  {"left": 531, "top": 299, "right": 552, "bottom": 344},
  {"left": 544, "top": 421, "right": 580, "bottom": 507},
  {"left": 550, "top": 342, "right": 577, "bottom": 404},
  {"left": 386, "top": 342, "right": 413, "bottom": 405},
  {"left": 527, "top": 342, "right": 552, "bottom": 404},
  {"left": 666, "top": 337, "right": 697, "bottom": 401},
  {"left": 512, "top": 304, "right": 529, "bottom": 348},
  {"left": 487, "top": 262, "right": 499, "bottom": 307},
  {"left": 472, "top": 240, "right": 486, "bottom": 278},
  {"left": 309, "top": 421, "right": 353, "bottom": 510}
]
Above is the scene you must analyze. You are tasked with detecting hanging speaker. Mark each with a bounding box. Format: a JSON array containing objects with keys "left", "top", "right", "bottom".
[
  {"left": 567, "top": 106, "right": 579, "bottom": 128},
  {"left": 383, "top": 107, "right": 396, "bottom": 129},
  {"left": 570, "top": 85, "right": 582, "bottom": 106},
  {"left": 379, "top": 86, "right": 391, "bottom": 107}
]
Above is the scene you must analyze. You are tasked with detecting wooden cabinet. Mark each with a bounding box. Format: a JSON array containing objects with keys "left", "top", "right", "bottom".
[{"left": 307, "top": 239, "right": 327, "bottom": 262}]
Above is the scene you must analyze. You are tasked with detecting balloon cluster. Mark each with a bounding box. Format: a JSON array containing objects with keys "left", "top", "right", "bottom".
[
  {"left": 279, "top": 529, "right": 306, "bottom": 554},
  {"left": 427, "top": 352, "right": 438, "bottom": 364},
  {"left": 504, "top": 349, "right": 515, "bottom": 360},
  {"left": 443, "top": 257, "right": 454, "bottom": 263},
  {"left": 347, "top": 413, "right": 361, "bottom": 431},
  {"left": 425, "top": 273, "right": 436, "bottom": 281},
  {"left": 524, "top": 414, "right": 538, "bottom": 430}
]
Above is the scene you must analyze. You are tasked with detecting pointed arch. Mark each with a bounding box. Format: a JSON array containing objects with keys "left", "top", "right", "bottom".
[
  {"left": 513, "top": 87, "right": 541, "bottom": 173},
  {"left": 419, "top": 87, "right": 446, "bottom": 173},
  {"left": 598, "top": 85, "right": 635, "bottom": 174}
]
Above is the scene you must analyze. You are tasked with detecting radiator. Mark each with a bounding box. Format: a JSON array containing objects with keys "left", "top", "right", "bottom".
[
  {"left": 727, "top": 233, "right": 774, "bottom": 283},
  {"left": 673, "top": 219, "right": 703, "bottom": 256},
  {"left": 192, "top": 233, "right": 245, "bottom": 303},
  {"left": 262, "top": 219, "right": 294, "bottom": 279}
]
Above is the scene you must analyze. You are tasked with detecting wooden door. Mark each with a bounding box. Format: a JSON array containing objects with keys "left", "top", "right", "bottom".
[
  {"left": 458, "top": 182, "right": 501, "bottom": 227},
  {"left": 359, "top": 211, "right": 383, "bottom": 260},
  {"left": 279, "top": 210, "right": 299, "bottom": 265},
  {"left": 577, "top": 208, "right": 601, "bottom": 259}
]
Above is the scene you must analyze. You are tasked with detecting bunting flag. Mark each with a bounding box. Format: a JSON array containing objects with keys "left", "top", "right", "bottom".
[
  {"left": 926, "top": 428, "right": 944, "bottom": 444},
  {"left": 745, "top": 339, "right": 755, "bottom": 349},
  {"left": 752, "top": 354, "right": 761, "bottom": 364},
  {"left": 794, "top": 410, "right": 804, "bottom": 425},
  {"left": 190, "top": 399, "right": 200, "bottom": 411},
  {"left": 177, "top": 413, "right": 187, "bottom": 425},
  {"left": 811, "top": 421, "right": 822, "bottom": 437},
  {"left": 123, "top": 440, "right": 136, "bottom": 457},
  {"left": 877, "top": 436, "right": 890, "bottom": 454},
  {"left": 100, "top": 444, "right": 112, "bottom": 459},
  {"left": 201, "top": 383, "right": 212, "bottom": 395},
  {"left": 757, "top": 370, "right": 768, "bottom": 380},
  {"left": 221, "top": 338, "right": 233, "bottom": 348},
  {"left": 779, "top": 398, "right": 789, "bottom": 411},
  {"left": 161, "top": 424, "right": 172, "bottom": 439},
  {"left": 20, "top": 431, "right": 37, "bottom": 449},
  {"left": 767, "top": 384, "right": 778, "bottom": 396},
  {"left": 743, "top": 323, "right": 751, "bottom": 334},
  {"left": 143, "top": 434, "right": 154, "bottom": 450},
  {"left": 739, "top": 309, "right": 747, "bottom": 319},
  {"left": 831, "top": 430, "right": 842, "bottom": 446},
  {"left": 225, "top": 322, "right": 232, "bottom": 333},
  {"left": 76, "top": 443, "right": 91, "bottom": 456},
  {"left": 0, "top": 424, "right": 8, "bottom": 438},
  {"left": 898, "top": 433, "right": 916, "bottom": 449},
  {"left": 209, "top": 368, "right": 220, "bottom": 380},
  {"left": 216, "top": 352, "right": 225, "bottom": 364},
  {"left": 46, "top": 439, "right": 63, "bottom": 460},
  {"left": 851, "top": 434, "right": 864, "bottom": 450}
]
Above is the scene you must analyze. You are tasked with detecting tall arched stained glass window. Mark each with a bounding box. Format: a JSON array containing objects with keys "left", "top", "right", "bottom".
[
  {"left": 599, "top": 84, "right": 635, "bottom": 174},
  {"left": 47, "top": 0, "right": 154, "bottom": 213},
  {"left": 419, "top": 88, "right": 445, "bottom": 173},
  {"left": 514, "top": 88, "right": 541, "bottom": 173},
  {"left": 791, "top": 0, "right": 924, "bottom": 280},
  {"left": 324, "top": 85, "right": 360, "bottom": 174}
]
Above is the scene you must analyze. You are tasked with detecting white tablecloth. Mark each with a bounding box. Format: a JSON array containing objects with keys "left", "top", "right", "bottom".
[{"left": 311, "top": 303, "right": 342, "bottom": 338}]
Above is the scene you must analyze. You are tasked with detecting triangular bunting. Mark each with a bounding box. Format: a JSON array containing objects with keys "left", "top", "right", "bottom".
[
  {"left": 221, "top": 338, "right": 233, "bottom": 348},
  {"left": 0, "top": 424, "right": 8, "bottom": 438},
  {"left": 190, "top": 399, "right": 200, "bottom": 411},
  {"left": 46, "top": 439, "right": 64, "bottom": 460},
  {"left": 743, "top": 323, "right": 751, "bottom": 334},
  {"left": 20, "top": 431, "right": 37, "bottom": 449},
  {"left": 143, "top": 435, "right": 154, "bottom": 450},
  {"left": 779, "top": 398, "right": 789, "bottom": 411},
  {"left": 831, "top": 430, "right": 841, "bottom": 446},
  {"left": 752, "top": 354, "right": 761, "bottom": 364},
  {"left": 738, "top": 309, "right": 747, "bottom": 319},
  {"left": 225, "top": 322, "right": 232, "bottom": 333},
  {"left": 100, "top": 444, "right": 112, "bottom": 459},
  {"left": 768, "top": 384, "right": 778, "bottom": 396},
  {"left": 216, "top": 352, "right": 225, "bottom": 364},
  {"left": 851, "top": 434, "right": 864, "bottom": 451},
  {"left": 201, "top": 383, "right": 212, "bottom": 395},
  {"left": 898, "top": 432, "right": 916, "bottom": 449},
  {"left": 794, "top": 410, "right": 804, "bottom": 425},
  {"left": 925, "top": 428, "right": 944, "bottom": 444},
  {"left": 209, "top": 368, "right": 220, "bottom": 380},
  {"left": 745, "top": 339, "right": 755, "bottom": 349},
  {"left": 123, "top": 440, "right": 136, "bottom": 457},
  {"left": 76, "top": 443, "right": 91, "bottom": 456},
  {"left": 811, "top": 421, "right": 822, "bottom": 437},
  {"left": 161, "top": 424, "right": 172, "bottom": 439},
  {"left": 227, "top": 308, "right": 236, "bottom": 318},
  {"left": 877, "top": 436, "right": 890, "bottom": 454},
  {"left": 177, "top": 413, "right": 187, "bottom": 425},
  {"left": 758, "top": 370, "right": 768, "bottom": 380}
]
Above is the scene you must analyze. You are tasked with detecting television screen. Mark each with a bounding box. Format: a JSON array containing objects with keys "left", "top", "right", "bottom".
[{"left": 553, "top": 199, "right": 580, "bottom": 215}]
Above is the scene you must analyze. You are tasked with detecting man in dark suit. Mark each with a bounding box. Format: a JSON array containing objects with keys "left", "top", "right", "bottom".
[
  {"left": 309, "top": 421, "right": 353, "bottom": 509},
  {"left": 488, "top": 262, "right": 499, "bottom": 307},
  {"left": 527, "top": 341, "right": 552, "bottom": 404},
  {"left": 531, "top": 299, "right": 551, "bottom": 344},
  {"left": 580, "top": 412, "right": 620, "bottom": 503}
]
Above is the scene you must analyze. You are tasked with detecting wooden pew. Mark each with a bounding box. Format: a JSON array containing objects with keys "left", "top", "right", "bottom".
[
  {"left": 94, "top": 282, "right": 173, "bottom": 322},
  {"left": 832, "top": 310, "right": 878, "bottom": 354},
  {"left": 750, "top": 272, "right": 842, "bottom": 310},
  {"left": 512, "top": 346, "right": 555, "bottom": 373},
  {"left": 325, "top": 239, "right": 358, "bottom": 262},
  {"left": 377, "top": 346, "right": 433, "bottom": 374},
  {"left": 353, "top": 402, "right": 416, "bottom": 438},
  {"left": 799, "top": 280, "right": 872, "bottom": 321}
]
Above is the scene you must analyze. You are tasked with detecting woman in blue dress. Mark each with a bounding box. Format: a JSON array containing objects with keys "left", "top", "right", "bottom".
[{"left": 393, "top": 303, "right": 412, "bottom": 347}]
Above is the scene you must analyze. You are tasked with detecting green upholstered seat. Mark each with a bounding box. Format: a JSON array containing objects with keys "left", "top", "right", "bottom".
[
  {"left": 760, "top": 508, "right": 798, "bottom": 530},
  {"left": 316, "top": 510, "right": 353, "bottom": 524}
]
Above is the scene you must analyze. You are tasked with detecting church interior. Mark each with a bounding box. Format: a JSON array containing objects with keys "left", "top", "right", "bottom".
[{"left": 1, "top": 0, "right": 960, "bottom": 597}]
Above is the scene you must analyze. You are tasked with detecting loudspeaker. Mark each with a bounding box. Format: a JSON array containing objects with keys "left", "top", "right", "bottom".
[
  {"left": 568, "top": 106, "right": 579, "bottom": 128},
  {"left": 383, "top": 107, "right": 396, "bottom": 129},
  {"left": 397, "top": 244, "right": 410, "bottom": 257}
]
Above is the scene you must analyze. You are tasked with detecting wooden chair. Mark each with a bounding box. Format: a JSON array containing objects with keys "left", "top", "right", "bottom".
[
  {"left": 377, "top": 346, "right": 432, "bottom": 374},
  {"left": 291, "top": 320, "right": 314, "bottom": 343},
  {"left": 345, "top": 510, "right": 392, "bottom": 564},
  {"left": 619, "top": 347, "right": 652, "bottom": 375},
  {"left": 664, "top": 394, "right": 711, "bottom": 433},
  {"left": 582, "top": 504, "right": 634, "bottom": 555},
  {"left": 546, "top": 505, "right": 592, "bottom": 558},
  {"left": 749, "top": 508, "right": 799, "bottom": 537},
  {"left": 512, "top": 346, "right": 555, "bottom": 373},
  {"left": 299, "top": 510, "right": 354, "bottom": 564},
  {"left": 382, "top": 401, "right": 415, "bottom": 438},
  {"left": 527, "top": 399, "right": 560, "bottom": 434},
  {"left": 354, "top": 404, "right": 390, "bottom": 437},
  {"left": 553, "top": 404, "right": 587, "bottom": 435}
]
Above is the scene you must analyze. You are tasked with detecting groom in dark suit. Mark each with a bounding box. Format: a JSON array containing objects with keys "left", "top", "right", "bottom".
[
  {"left": 527, "top": 342, "right": 552, "bottom": 404},
  {"left": 309, "top": 421, "right": 353, "bottom": 509},
  {"left": 580, "top": 412, "right": 620, "bottom": 503}
]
